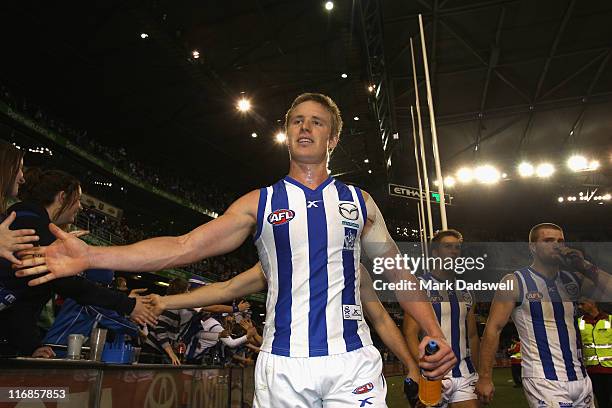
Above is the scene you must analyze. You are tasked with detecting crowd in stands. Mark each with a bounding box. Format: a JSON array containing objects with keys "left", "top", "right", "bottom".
[{"left": 1, "top": 82, "right": 233, "bottom": 214}]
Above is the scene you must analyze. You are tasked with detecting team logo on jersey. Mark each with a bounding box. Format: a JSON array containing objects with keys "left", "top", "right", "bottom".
[
  {"left": 526, "top": 291, "right": 544, "bottom": 301},
  {"left": 344, "top": 229, "right": 357, "bottom": 250},
  {"left": 358, "top": 397, "right": 374, "bottom": 406},
  {"left": 564, "top": 282, "right": 579, "bottom": 298},
  {"left": 343, "top": 304, "right": 363, "bottom": 321},
  {"left": 558, "top": 402, "right": 573, "bottom": 408},
  {"left": 338, "top": 202, "right": 359, "bottom": 220},
  {"left": 267, "top": 209, "right": 295, "bottom": 225},
  {"left": 352, "top": 382, "right": 374, "bottom": 394},
  {"left": 307, "top": 200, "right": 322, "bottom": 208}
]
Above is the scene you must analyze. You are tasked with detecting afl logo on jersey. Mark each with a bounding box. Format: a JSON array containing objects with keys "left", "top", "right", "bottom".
[
  {"left": 267, "top": 209, "right": 295, "bottom": 225},
  {"left": 338, "top": 202, "right": 359, "bottom": 220},
  {"left": 526, "top": 291, "right": 543, "bottom": 301}
]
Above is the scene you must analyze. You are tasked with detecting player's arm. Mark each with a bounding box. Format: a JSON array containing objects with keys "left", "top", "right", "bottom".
[
  {"left": 475, "top": 273, "right": 519, "bottom": 404},
  {"left": 401, "top": 312, "right": 422, "bottom": 364},
  {"left": 15, "top": 191, "right": 259, "bottom": 286},
  {"left": 467, "top": 307, "right": 480, "bottom": 370},
  {"left": 360, "top": 266, "right": 420, "bottom": 381},
  {"left": 360, "top": 191, "right": 455, "bottom": 379},
  {"left": 153, "top": 262, "right": 266, "bottom": 312}
]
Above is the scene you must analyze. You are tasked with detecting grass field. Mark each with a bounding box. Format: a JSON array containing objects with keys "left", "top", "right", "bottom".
[{"left": 386, "top": 368, "right": 529, "bottom": 407}]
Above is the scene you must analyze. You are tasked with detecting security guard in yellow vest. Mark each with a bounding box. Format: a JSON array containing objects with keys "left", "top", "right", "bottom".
[{"left": 578, "top": 299, "right": 611, "bottom": 408}]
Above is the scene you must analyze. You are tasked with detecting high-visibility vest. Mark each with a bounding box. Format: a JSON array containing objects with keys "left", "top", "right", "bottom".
[{"left": 578, "top": 315, "right": 612, "bottom": 367}]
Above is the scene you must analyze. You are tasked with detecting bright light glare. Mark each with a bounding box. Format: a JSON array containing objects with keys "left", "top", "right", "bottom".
[
  {"left": 251, "top": 132, "right": 257, "bottom": 138},
  {"left": 341, "top": 73, "right": 348, "bottom": 79},
  {"left": 237, "top": 98, "right": 251, "bottom": 112},
  {"left": 474, "top": 165, "right": 500, "bottom": 184},
  {"left": 518, "top": 162, "right": 534, "bottom": 177},
  {"left": 567, "top": 155, "right": 588, "bottom": 171},
  {"left": 192, "top": 50, "right": 200, "bottom": 59},
  {"left": 456, "top": 167, "right": 473, "bottom": 183},
  {"left": 325, "top": 1, "right": 334, "bottom": 11},
  {"left": 536, "top": 163, "right": 555, "bottom": 178},
  {"left": 444, "top": 176, "right": 456, "bottom": 187},
  {"left": 558, "top": 197, "right": 564, "bottom": 203},
  {"left": 275, "top": 132, "right": 287, "bottom": 143},
  {"left": 140, "top": 33, "right": 149, "bottom": 39},
  {"left": 589, "top": 160, "right": 600, "bottom": 170}
]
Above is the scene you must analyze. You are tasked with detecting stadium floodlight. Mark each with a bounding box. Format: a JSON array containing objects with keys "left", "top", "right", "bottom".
[
  {"left": 474, "top": 165, "right": 500, "bottom": 184},
  {"left": 275, "top": 132, "right": 287, "bottom": 143},
  {"left": 589, "top": 160, "right": 600, "bottom": 170},
  {"left": 192, "top": 50, "right": 200, "bottom": 59},
  {"left": 603, "top": 194, "right": 611, "bottom": 200},
  {"left": 364, "top": 158, "right": 369, "bottom": 163},
  {"left": 558, "top": 197, "right": 564, "bottom": 203},
  {"left": 536, "top": 163, "right": 555, "bottom": 178},
  {"left": 518, "top": 162, "right": 534, "bottom": 177},
  {"left": 368, "top": 170, "right": 372, "bottom": 174},
  {"left": 341, "top": 73, "right": 348, "bottom": 79},
  {"left": 444, "top": 176, "right": 456, "bottom": 187},
  {"left": 353, "top": 116, "right": 359, "bottom": 121},
  {"left": 367, "top": 85, "right": 374, "bottom": 93},
  {"left": 237, "top": 98, "right": 251, "bottom": 112},
  {"left": 140, "top": 33, "right": 149, "bottom": 39},
  {"left": 456, "top": 167, "right": 473, "bottom": 183},
  {"left": 567, "top": 155, "right": 588, "bottom": 171},
  {"left": 325, "top": 1, "right": 334, "bottom": 11},
  {"left": 251, "top": 132, "right": 257, "bottom": 138}
]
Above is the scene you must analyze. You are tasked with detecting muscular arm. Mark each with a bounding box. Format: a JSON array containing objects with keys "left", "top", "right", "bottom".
[
  {"left": 467, "top": 307, "right": 480, "bottom": 370},
  {"left": 16, "top": 191, "right": 259, "bottom": 284},
  {"left": 360, "top": 267, "right": 420, "bottom": 379},
  {"left": 158, "top": 263, "right": 267, "bottom": 311},
  {"left": 401, "top": 313, "right": 422, "bottom": 363},
  {"left": 361, "top": 192, "right": 442, "bottom": 339},
  {"left": 88, "top": 191, "right": 258, "bottom": 272},
  {"left": 478, "top": 274, "right": 518, "bottom": 381},
  {"left": 577, "top": 266, "right": 612, "bottom": 302}
]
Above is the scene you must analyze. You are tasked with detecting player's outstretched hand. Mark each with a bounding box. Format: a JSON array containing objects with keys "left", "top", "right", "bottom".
[
  {"left": 147, "top": 294, "right": 166, "bottom": 317},
  {"left": 475, "top": 377, "right": 495, "bottom": 405},
  {"left": 418, "top": 336, "right": 457, "bottom": 380},
  {"left": 130, "top": 296, "right": 158, "bottom": 326},
  {"left": 13, "top": 224, "right": 91, "bottom": 286},
  {"left": 0, "top": 211, "right": 39, "bottom": 264}
]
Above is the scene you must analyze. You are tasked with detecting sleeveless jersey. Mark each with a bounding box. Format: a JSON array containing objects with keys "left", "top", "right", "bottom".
[
  {"left": 254, "top": 176, "right": 373, "bottom": 357},
  {"left": 511, "top": 267, "right": 586, "bottom": 381}
]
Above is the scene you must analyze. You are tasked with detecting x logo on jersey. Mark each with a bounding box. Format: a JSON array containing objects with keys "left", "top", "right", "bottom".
[
  {"left": 307, "top": 200, "right": 322, "bottom": 208},
  {"left": 359, "top": 397, "right": 374, "bottom": 406}
]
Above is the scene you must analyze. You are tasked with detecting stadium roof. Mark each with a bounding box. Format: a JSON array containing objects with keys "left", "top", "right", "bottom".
[{"left": 1, "top": 0, "right": 611, "bottom": 233}]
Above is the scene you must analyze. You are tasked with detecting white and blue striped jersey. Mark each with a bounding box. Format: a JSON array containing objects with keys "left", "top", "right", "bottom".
[
  {"left": 254, "top": 176, "right": 373, "bottom": 357},
  {"left": 420, "top": 273, "right": 476, "bottom": 378},
  {"left": 512, "top": 267, "right": 586, "bottom": 381}
]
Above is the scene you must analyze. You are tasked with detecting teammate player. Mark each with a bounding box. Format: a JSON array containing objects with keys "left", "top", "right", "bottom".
[
  {"left": 475, "top": 223, "right": 612, "bottom": 407},
  {"left": 15, "top": 93, "right": 456, "bottom": 406},
  {"left": 403, "top": 229, "right": 480, "bottom": 408}
]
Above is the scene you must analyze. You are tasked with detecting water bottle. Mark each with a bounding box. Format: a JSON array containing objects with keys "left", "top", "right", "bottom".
[
  {"left": 418, "top": 340, "right": 442, "bottom": 406},
  {"left": 177, "top": 341, "right": 186, "bottom": 363}
]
